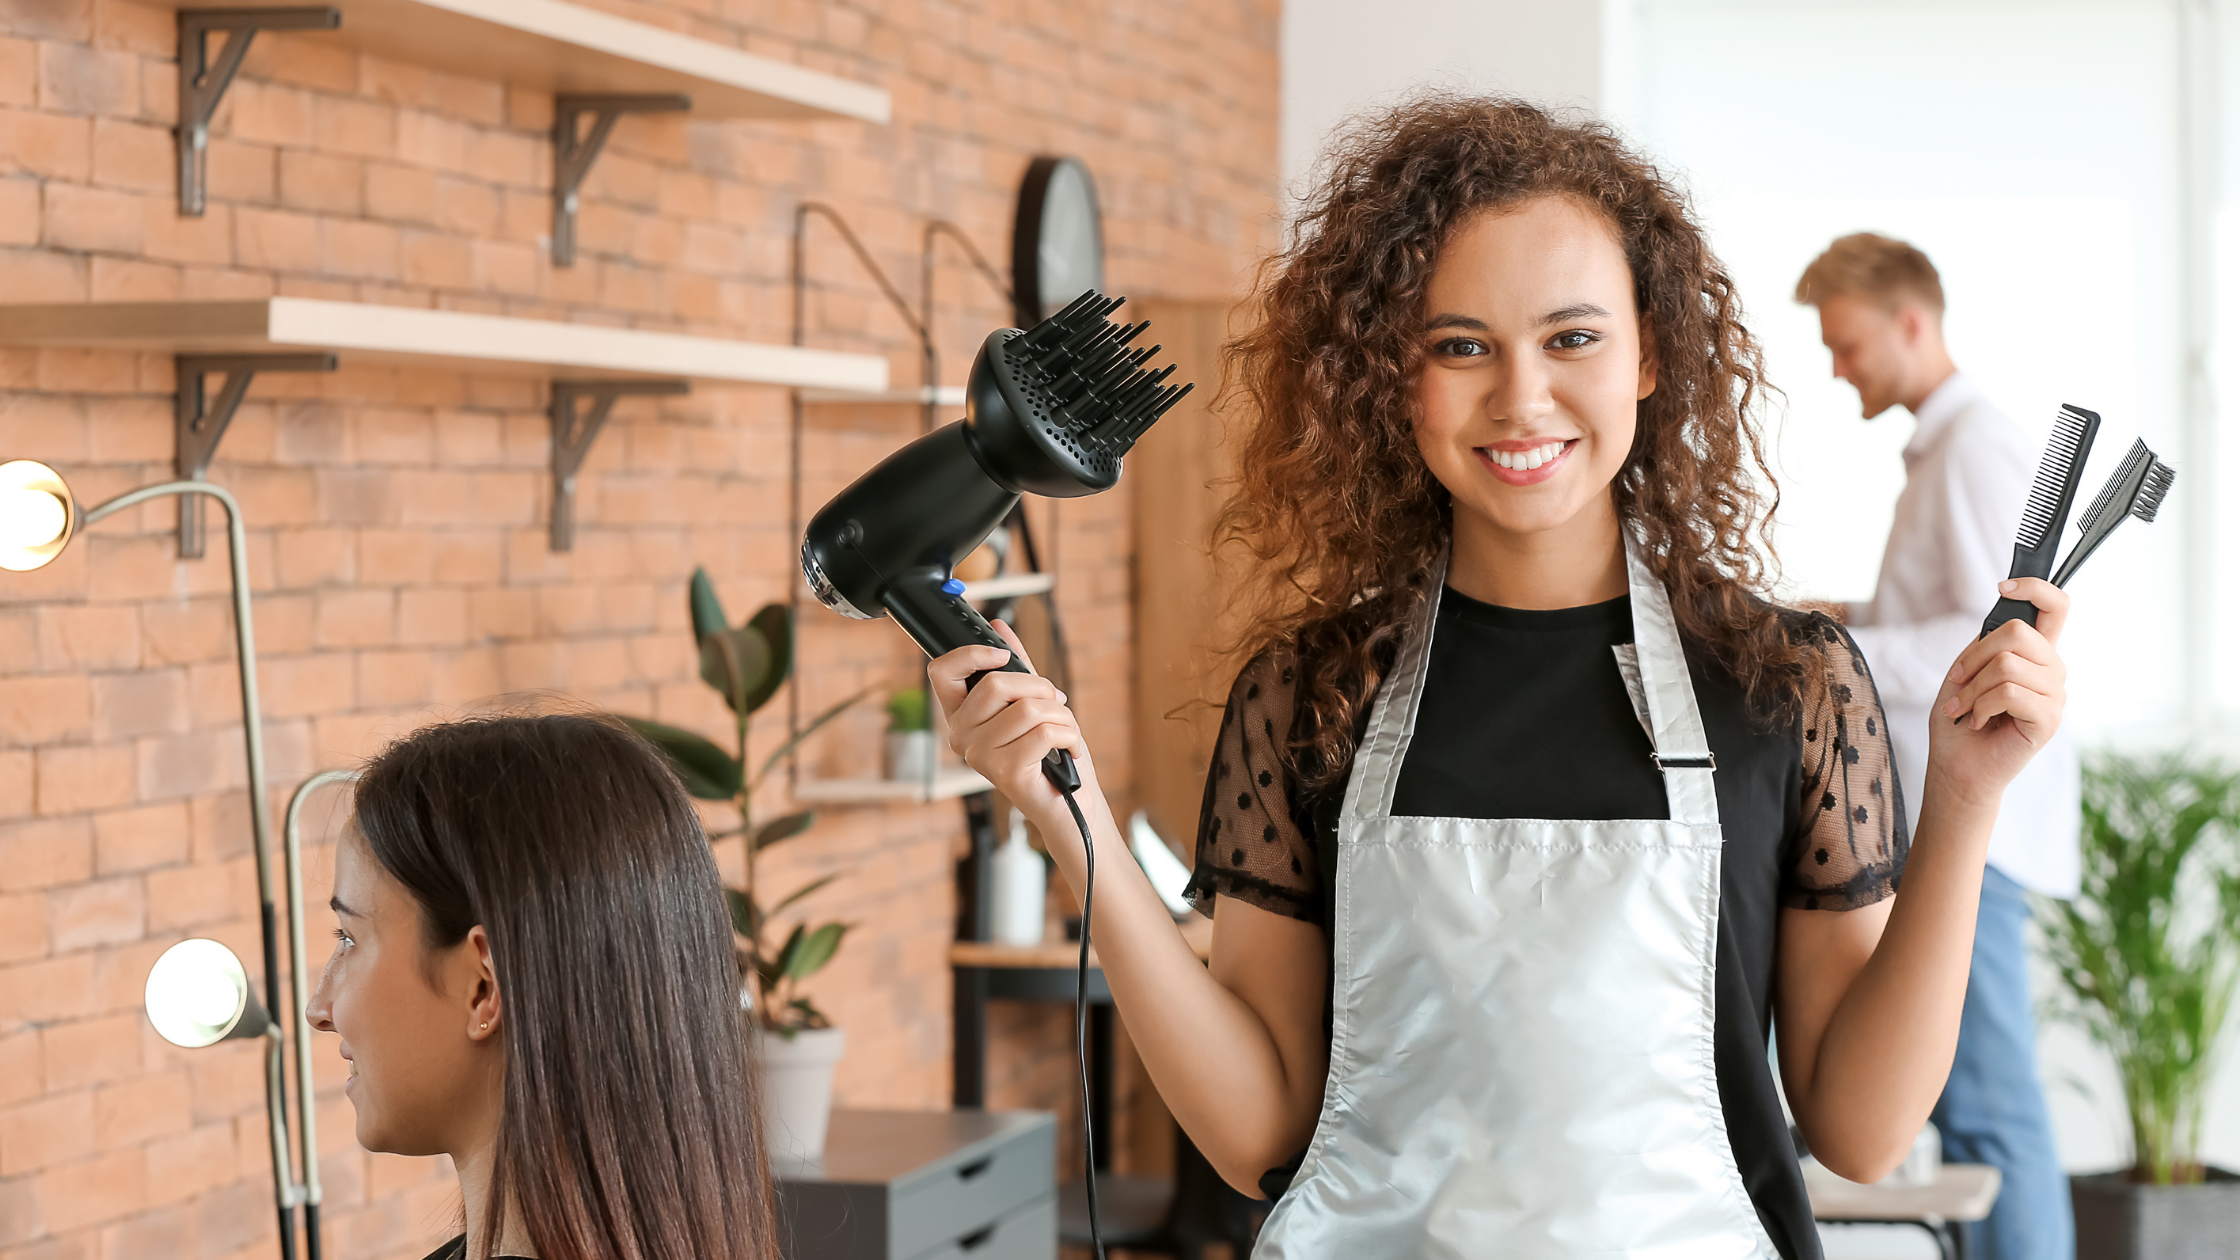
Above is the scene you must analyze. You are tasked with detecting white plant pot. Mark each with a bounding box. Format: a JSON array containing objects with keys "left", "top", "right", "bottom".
[
  {"left": 885, "top": 729, "right": 936, "bottom": 781},
  {"left": 759, "top": 1024, "right": 845, "bottom": 1165}
]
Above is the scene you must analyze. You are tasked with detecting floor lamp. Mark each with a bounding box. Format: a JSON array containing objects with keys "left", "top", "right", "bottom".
[{"left": 0, "top": 460, "right": 321, "bottom": 1260}]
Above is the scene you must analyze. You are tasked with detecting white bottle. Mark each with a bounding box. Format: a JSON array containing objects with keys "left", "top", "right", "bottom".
[{"left": 990, "top": 811, "right": 1048, "bottom": 946}]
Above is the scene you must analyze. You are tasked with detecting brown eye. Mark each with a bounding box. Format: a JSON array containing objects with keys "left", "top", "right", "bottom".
[
  {"left": 1550, "top": 330, "right": 1599, "bottom": 350},
  {"left": 1435, "top": 337, "right": 1487, "bottom": 358}
]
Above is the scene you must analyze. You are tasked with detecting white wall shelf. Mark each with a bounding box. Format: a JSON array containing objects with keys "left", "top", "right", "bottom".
[
  {"left": 796, "top": 385, "right": 967, "bottom": 406},
  {"left": 220, "top": 0, "right": 890, "bottom": 122},
  {"left": 793, "top": 767, "right": 994, "bottom": 805},
  {"left": 0, "top": 300, "right": 888, "bottom": 392}
]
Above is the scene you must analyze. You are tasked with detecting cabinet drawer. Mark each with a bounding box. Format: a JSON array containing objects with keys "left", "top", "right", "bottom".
[
  {"left": 907, "top": 1195, "right": 1055, "bottom": 1260},
  {"left": 888, "top": 1121, "right": 1053, "bottom": 1259}
]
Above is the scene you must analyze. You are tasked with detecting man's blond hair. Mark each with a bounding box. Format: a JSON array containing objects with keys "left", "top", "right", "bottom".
[{"left": 1794, "top": 232, "right": 1945, "bottom": 314}]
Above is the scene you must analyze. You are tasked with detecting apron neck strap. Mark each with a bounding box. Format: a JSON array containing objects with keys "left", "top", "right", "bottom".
[
  {"left": 1623, "top": 531, "right": 1719, "bottom": 826},
  {"left": 1338, "top": 550, "right": 1449, "bottom": 822}
]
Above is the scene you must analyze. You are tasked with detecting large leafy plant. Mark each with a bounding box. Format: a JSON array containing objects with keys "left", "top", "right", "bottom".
[
  {"left": 622, "top": 568, "right": 863, "bottom": 1034},
  {"left": 2041, "top": 752, "right": 2240, "bottom": 1184}
]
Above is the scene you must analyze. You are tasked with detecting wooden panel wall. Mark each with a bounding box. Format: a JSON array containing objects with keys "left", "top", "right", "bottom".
[{"left": 1128, "top": 299, "right": 1239, "bottom": 876}]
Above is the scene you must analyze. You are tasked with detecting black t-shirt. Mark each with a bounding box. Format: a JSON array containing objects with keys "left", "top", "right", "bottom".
[{"left": 1185, "top": 589, "right": 1909, "bottom": 1260}]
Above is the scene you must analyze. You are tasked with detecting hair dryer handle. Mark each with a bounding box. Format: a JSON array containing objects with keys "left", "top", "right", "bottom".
[{"left": 882, "top": 571, "right": 1081, "bottom": 792}]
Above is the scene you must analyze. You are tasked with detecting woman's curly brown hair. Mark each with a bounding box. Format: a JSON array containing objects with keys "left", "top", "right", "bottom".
[{"left": 1218, "top": 93, "right": 1812, "bottom": 791}]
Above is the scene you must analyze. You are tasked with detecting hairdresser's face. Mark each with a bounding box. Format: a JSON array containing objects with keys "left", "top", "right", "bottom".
[
  {"left": 305, "top": 833, "right": 503, "bottom": 1158},
  {"left": 1412, "top": 197, "right": 1654, "bottom": 542},
  {"left": 1816, "top": 293, "right": 1912, "bottom": 419}
]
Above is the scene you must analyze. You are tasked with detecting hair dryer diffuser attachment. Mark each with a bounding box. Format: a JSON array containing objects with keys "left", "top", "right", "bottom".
[
  {"left": 966, "top": 291, "right": 1192, "bottom": 497},
  {"left": 800, "top": 290, "right": 1192, "bottom": 629}
]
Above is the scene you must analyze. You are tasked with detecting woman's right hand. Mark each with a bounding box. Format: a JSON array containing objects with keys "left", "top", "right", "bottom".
[{"left": 926, "top": 620, "right": 1097, "bottom": 847}]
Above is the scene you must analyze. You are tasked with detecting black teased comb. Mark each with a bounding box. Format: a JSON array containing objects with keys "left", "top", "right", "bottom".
[{"left": 2050, "top": 438, "right": 2175, "bottom": 588}]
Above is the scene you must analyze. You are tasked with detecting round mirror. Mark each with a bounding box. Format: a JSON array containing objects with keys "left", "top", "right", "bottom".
[
  {"left": 0, "top": 460, "right": 76, "bottom": 572},
  {"left": 1011, "top": 156, "right": 1105, "bottom": 330},
  {"left": 146, "top": 938, "right": 268, "bottom": 1048}
]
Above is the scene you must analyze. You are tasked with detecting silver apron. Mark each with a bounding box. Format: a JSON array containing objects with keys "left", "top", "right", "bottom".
[{"left": 1254, "top": 536, "right": 1777, "bottom": 1259}]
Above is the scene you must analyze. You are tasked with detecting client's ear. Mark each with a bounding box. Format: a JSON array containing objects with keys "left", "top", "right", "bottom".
[{"left": 464, "top": 925, "right": 502, "bottom": 1041}]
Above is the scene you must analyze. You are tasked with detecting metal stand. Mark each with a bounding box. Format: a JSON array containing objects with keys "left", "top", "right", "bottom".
[
  {"left": 547, "top": 379, "right": 688, "bottom": 550},
  {"left": 283, "top": 771, "right": 358, "bottom": 1260},
  {"left": 175, "top": 353, "right": 335, "bottom": 558},
  {"left": 79, "top": 481, "right": 299, "bottom": 1260},
  {"left": 176, "top": 8, "right": 340, "bottom": 215},
  {"left": 552, "top": 94, "right": 690, "bottom": 265}
]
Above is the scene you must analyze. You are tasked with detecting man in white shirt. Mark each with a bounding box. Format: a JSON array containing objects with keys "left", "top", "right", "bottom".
[{"left": 1797, "top": 234, "right": 2080, "bottom": 1260}]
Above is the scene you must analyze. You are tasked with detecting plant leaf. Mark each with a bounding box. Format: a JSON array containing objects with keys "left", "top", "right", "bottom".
[
  {"left": 724, "top": 888, "right": 759, "bottom": 940},
  {"left": 754, "top": 687, "right": 873, "bottom": 786},
  {"left": 770, "top": 873, "right": 843, "bottom": 916},
  {"left": 785, "top": 922, "right": 847, "bottom": 980},
  {"left": 769, "top": 923, "right": 807, "bottom": 982},
  {"left": 688, "top": 567, "right": 729, "bottom": 647},
  {"left": 619, "top": 717, "right": 743, "bottom": 800},
  {"left": 699, "top": 627, "right": 768, "bottom": 715},
  {"left": 741, "top": 604, "right": 794, "bottom": 715},
  {"left": 753, "top": 811, "right": 817, "bottom": 853}
]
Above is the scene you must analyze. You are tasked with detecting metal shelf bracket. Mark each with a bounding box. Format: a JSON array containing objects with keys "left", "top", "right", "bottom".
[
  {"left": 176, "top": 7, "right": 341, "bottom": 215},
  {"left": 174, "top": 352, "right": 336, "bottom": 557},
  {"left": 552, "top": 94, "right": 690, "bottom": 266},
  {"left": 548, "top": 379, "right": 689, "bottom": 551}
]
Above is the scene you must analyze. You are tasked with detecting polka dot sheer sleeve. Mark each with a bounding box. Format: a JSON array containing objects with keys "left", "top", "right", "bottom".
[
  {"left": 1183, "top": 649, "right": 1321, "bottom": 922},
  {"left": 1784, "top": 615, "right": 1910, "bottom": 911}
]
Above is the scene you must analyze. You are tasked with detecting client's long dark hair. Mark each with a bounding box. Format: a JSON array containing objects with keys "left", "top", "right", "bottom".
[{"left": 353, "top": 713, "right": 775, "bottom": 1260}]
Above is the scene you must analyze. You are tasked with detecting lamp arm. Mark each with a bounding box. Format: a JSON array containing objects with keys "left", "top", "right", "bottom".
[
  {"left": 283, "top": 769, "right": 358, "bottom": 1233},
  {"left": 82, "top": 481, "right": 295, "bottom": 1257},
  {"left": 261, "top": 1025, "right": 295, "bottom": 1214}
]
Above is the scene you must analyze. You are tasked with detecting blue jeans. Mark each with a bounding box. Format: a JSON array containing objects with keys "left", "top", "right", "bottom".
[{"left": 1930, "top": 866, "right": 2072, "bottom": 1260}]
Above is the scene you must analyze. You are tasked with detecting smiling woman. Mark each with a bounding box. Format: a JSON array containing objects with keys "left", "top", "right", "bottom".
[
  {"left": 920, "top": 92, "right": 2076, "bottom": 1260},
  {"left": 305, "top": 714, "right": 776, "bottom": 1260}
]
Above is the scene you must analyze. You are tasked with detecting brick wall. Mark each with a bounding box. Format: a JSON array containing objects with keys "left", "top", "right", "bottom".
[{"left": 0, "top": 0, "right": 1280, "bottom": 1254}]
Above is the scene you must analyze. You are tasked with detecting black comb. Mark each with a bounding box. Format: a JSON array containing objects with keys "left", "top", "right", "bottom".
[
  {"left": 1981, "top": 403, "right": 2099, "bottom": 634},
  {"left": 2049, "top": 438, "right": 2175, "bottom": 588}
]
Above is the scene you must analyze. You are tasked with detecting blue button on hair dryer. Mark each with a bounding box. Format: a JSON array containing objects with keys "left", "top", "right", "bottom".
[{"left": 800, "top": 291, "right": 1191, "bottom": 791}]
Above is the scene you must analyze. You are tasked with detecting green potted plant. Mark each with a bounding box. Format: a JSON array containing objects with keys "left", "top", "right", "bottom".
[
  {"left": 885, "top": 686, "right": 935, "bottom": 782},
  {"left": 620, "top": 567, "right": 863, "bottom": 1162},
  {"left": 2043, "top": 752, "right": 2240, "bottom": 1257}
]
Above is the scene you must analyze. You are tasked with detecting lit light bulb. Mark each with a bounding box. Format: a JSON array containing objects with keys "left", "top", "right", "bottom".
[
  {"left": 0, "top": 460, "right": 74, "bottom": 572},
  {"left": 0, "top": 488, "right": 65, "bottom": 551},
  {"left": 146, "top": 938, "right": 255, "bottom": 1048},
  {"left": 183, "top": 967, "right": 243, "bottom": 1026}
]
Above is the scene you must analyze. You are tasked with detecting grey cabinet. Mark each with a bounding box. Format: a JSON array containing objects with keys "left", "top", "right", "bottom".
[{"left": 777, "top": 1109, "right": 1056, "bottom": 1260}]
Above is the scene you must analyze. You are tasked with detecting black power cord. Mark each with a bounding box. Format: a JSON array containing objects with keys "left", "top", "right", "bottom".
[{"left": 1062, "top": 789, "right": 1105, "bottom": 1260}]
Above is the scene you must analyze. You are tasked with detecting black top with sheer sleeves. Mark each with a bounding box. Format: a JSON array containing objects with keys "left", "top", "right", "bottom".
[{"left": 1182, "top": 590, "right": 1908, "bottom": 1260}]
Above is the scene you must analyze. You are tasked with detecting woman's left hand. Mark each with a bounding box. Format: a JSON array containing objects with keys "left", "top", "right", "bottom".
[{"left": 1926, "top": 576, "right": 2069, "bottom": 807}]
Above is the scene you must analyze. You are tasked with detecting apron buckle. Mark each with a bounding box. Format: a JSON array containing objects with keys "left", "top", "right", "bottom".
[{"left": 1651, "top": 751, "right": 1717, "bottom": 770}]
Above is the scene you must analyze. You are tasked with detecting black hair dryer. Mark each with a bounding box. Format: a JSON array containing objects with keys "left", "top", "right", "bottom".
[{"left": 800, "top": 292, "right": 1192, "bottom": 790}]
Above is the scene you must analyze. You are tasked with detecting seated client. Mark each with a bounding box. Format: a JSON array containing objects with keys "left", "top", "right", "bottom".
[{"left": 307, "top": 713, "right": 775, "bottom": 1260}]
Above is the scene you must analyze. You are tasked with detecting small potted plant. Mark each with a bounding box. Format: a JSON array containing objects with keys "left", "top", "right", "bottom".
[
  {"left": 2043, "top": 752, "right": 2240, "bottom": 1257},
  {"left": 620, "top": 567, "right": 863, "bottom": 1163},
  {"left": 885, "top": 687, "right": 935, "bottom": 782}
]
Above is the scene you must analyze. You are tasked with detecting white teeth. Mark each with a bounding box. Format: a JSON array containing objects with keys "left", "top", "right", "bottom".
[{"left": 1488, "top": 441, "right": 1565, "bottom": 472}]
